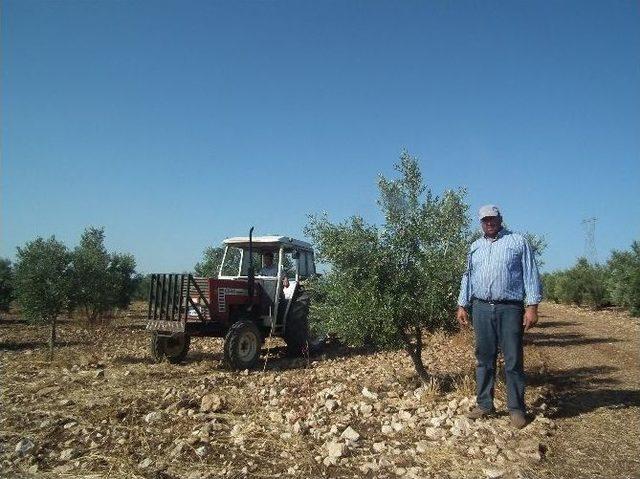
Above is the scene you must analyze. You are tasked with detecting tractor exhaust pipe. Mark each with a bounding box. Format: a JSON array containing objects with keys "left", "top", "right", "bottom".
[{"left": 247, "top": 226, "right": 255, "bottom": 301}]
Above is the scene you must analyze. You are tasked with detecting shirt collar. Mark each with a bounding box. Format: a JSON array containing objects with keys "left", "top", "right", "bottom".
[{"left": 484, "top": 227, "right": 508, "bottom": 242}]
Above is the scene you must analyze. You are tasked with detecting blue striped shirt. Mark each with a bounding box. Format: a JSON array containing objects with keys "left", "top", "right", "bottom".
[{"left": 458, "top": 229, "right": 542, "bottom": 307}]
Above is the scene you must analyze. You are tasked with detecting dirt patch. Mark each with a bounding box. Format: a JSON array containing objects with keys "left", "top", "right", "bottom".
[{"left": 2, "top": 302, "right": 636, "bottom": 478}]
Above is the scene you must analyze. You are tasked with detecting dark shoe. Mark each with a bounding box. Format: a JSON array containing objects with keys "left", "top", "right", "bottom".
[
  {"left": 510, "top": 411, "right": 527, "bottom": 429},
  {"left": 466, "top": 406, "right": 494, "bottom": 420}
]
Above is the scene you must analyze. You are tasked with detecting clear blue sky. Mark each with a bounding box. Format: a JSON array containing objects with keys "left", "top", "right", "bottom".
[{"left": 2, "top": 0, "right": 639, "bottom": 273}]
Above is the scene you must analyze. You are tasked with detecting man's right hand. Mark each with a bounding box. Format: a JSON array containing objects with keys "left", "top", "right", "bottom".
[{"left": 457, "top": 306, "right": 470, "bottom": 327}]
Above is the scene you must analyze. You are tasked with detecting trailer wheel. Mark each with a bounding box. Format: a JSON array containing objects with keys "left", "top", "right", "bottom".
[
  {"left": 150, "top": 333, "right": 190, "bottom": 364},
  {"left": 284, "top": 292, "right": 323, "bottom": 357},
  {"left": 223, "top": 320, "right": 262, "bottom": 370}
]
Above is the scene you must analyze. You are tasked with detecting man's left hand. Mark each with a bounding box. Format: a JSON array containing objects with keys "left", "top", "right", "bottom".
[{"left": 523, "top": 305, "right": 539, "bottom": 331}]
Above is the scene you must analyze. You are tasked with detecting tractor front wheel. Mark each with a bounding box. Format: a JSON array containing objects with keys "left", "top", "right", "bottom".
[
  {"left": 223, "top": 320, "right": 262, "bottom": 370},
  {"left": 150, "top": 332, "right": 190, "bottom": 364}
]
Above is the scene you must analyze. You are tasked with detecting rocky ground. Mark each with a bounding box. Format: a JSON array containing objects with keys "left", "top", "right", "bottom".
[{"left": 1, "top": 302, "right": 637, "bottom": 479}]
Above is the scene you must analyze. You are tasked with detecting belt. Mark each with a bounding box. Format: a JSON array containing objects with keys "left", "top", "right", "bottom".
[{"left": 473, "top": 298, "right": 524, "bottom": 306}]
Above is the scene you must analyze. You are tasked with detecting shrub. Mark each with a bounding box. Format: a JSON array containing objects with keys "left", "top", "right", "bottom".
[{"left": 607, "top": 241, "right": 640, "bottom": 316}]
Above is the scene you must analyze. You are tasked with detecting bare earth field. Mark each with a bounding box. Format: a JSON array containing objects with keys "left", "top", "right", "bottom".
[{"left": 1, "top": 302, "right": 638, "bottom": 479}]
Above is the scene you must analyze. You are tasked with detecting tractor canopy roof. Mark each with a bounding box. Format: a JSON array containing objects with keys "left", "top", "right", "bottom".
[{"left": 222, "top": 235, "right": 314, "bottom": 252}]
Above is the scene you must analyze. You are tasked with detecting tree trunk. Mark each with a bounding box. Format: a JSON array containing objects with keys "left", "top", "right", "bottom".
[
  {"left": 48, "top": 318, "right": 57, "bottom": 360},
  {"left": 398, "top": 325, "right": 429, "bottom": 383}
]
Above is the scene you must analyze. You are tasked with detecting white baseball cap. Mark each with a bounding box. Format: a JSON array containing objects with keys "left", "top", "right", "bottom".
[{"left": 479, "top": 204, "right": 501, "bottom": 220}]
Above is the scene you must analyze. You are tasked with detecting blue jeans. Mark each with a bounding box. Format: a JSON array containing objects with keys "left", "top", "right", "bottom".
[{"left": 472, "top": 299, "right": 526, "bottom": 413}]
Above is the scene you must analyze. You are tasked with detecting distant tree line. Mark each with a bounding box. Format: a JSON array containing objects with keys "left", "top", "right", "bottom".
[
  {"left": 542, "top": 241, "right": 640, "bottom": 316},
  {"left": 0, "top": 227, "right": 141, "bottom": 356}
]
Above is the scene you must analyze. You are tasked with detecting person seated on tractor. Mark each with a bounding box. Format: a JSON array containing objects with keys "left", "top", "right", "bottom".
[{"left": 258, "top": 252, "right": 289, "bottom": 288}]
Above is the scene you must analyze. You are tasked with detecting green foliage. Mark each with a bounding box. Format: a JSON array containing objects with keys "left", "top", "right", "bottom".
[
  {"left": 0, "top": 258, "right": 13, "bottom": 312},
  {"left": 306, "top": 151, "right": 471, "bottom": 380},
  {"left": 607, "top": 241, "right": 640, "bottom": 316},
  {"left": 541, "top": 272, "right": 560, "bottom": 303},
  {"left": 14, "top": 237, "right": 72, "bottom": 324},
  {"left": 133, "top": 274, "right": 152, "bottom": 301},
  {"left": 108, "top": 253, "right": 139, "bottom": 309},
  {"left": 523, "top": 232, "right": 547, "bottom": 268},
  {"left": 544, "top": 258, "right": 610, "bottom": 309},
  {"left": 70, "top": 227, "right": 139, "bottom": 321},
  {"left": 194, "top": 246, "right": 225, "bottom": 277}
]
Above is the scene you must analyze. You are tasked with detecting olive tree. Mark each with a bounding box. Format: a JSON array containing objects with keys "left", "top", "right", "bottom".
[
  {"left": 14, "top": 237, "right": 72, "bottom": 356},
  {"left": 0, "top": 258, "right": 13, "bottom": 313},
  {"left": 194, "top": 246, "right": 225, "bottom": 277},
  {"left": 70, "top": 227, "right": 139, "bottom": 321},
  {"left": 306, "top": 152, "right": 471, "bottom": 381}
]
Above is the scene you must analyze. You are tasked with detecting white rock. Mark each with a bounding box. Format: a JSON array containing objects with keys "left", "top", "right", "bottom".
[
  {"left": 325, "top": 399, "right": 338, "bottom": 412},
  {"left": 144, "top": 411, "right": 163, "bottom": 423},
  {"left": 424, "top": 427, "right": 444, "bottom": 441},
  {"left": 381, "top": 424, "right": 394, "bottom": 435},
  {"left": 326, "top": 441, "right": 347, "bottom": 458},
  {"left": 138, "top": 458, "right": 153, "bottom": 469},
  {"left": 391, "top": 422, "right": 404, "bottom": 432},
  {"left": 15, "top": 438, "right": 34, "bottom": 455},
  {"left": 362, "top": 387, "right": 379, "bottom": 400},
  {"left": 372, "top": 442, "right": 386, "bottom": 453},
  {"left": 200, "top": 394, "right": 224, "bottom": 413},
  {"left": 483, "top": 468, "right": 506, "bottom": 478},
  {"left": 415, "top": 441, "right": 429, "bottom": 453},
  {"left": 340, "top": 426, "right": 360, "bottom": 442},
  {"left": 59, "top": 448, "right": 75, "bottom": 461},
  {"left": 360, "top": 403, "right": 373, "bottom": 414},
  {"left": 195, "top": 445, "right": 208, "bottom": 457},
  {"left": 398, "top": 410, "right": 413, "bottom": 421}
]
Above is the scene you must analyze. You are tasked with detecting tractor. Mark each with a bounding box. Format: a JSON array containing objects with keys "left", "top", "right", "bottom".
[{"left": 146, "top": 229, "right": 320, "bottom": 369}]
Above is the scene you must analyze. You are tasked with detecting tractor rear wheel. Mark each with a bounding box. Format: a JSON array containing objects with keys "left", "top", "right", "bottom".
[
  {"left": 150, "top": 332, "right": 190, "bottom": 364},
  {"left": 284, "top": 292, "right": 324, "bottom": 356},
  {"left": 223, "top": 320, "right": 262, "bottom": 370}
]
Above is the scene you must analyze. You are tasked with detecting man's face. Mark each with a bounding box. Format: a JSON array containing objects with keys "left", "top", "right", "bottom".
[
  {"left": 263, "top": 254, "right": 273, "bottom": 267},
  {"left": 481, "top": 215, "right": 502, "bottom": 237}
]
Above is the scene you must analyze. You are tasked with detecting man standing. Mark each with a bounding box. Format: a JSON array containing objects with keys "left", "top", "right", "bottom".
[{"left": 457, "top": 205, "right": 542, "bottom": 428}]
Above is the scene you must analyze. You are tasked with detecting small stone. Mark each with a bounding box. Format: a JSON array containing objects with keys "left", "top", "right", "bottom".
[
  {"left": 15, "top": 438, "right": 34, "bottom": 455},
  {"left": 372, "top": 442, "right": 386, "bottom": 453},
  {"left": 483, "top": 468, "right": 506, "bottom": 478},
  {"left": 94, "top": 370, "right": 105, "bottom": 379},
  {"left": 381, "top": 424, "right": 394, "bottom": 435},
  {"left": 195, "top": 445, "right": 209, "bottom": 457},
  {"left": 360, "top": 403, "right": 373, "bottom": 414},
  {"left": 325, "top": 399, "right": 338, "bottom": 412},
  {"left": 340, "top": 426, "right": 360, "bottom": 442},
  {"left": 415, "top": 441, "right": 429, "bottom": 454},
  {"left": 391, "top": 422, "right": 403, "bottom": 432},
  {"left": 326, "top": 441, "right": 347, "bottom": 458},
  {"left": 362, "top": 387, "right": 379, "bottom": 400},
  {"left": 424, "top": 427, "right": 444, "bottom": 441},
  {"left": 483, "top": 445, "right": 500, "bottom": 457},
  {"left": 144, "top": 411, "right": 163, "bottom": 423},
  {"left": 59, "top": 399, "right": 74, "bottom": 406},
  {"left": 200, "top": 394, "right": 224, "bottom": 413},
  {"left": 138, "top": 458, "right": 153, "bottom": 469},
  {"left": 398, "top": 410, "right": 413, "bottom": 421},
  {"left": 59, "top": 448, "right": 75, "bottom": 461},
  {"left": 63, "top": 421, "right": 77, "bottom": 429}
]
